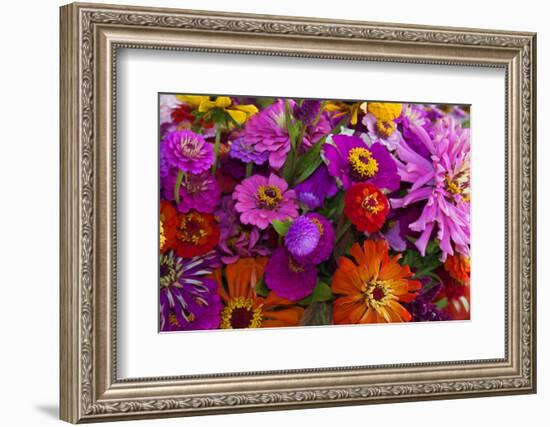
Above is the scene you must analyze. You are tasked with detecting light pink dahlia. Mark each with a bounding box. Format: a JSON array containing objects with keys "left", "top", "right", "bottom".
[
  {"left": 390, "top": 117, "right": 470, "bottom": 259},
  {"left": 232, "top": 173, "right": 299, "bottom": 230}
]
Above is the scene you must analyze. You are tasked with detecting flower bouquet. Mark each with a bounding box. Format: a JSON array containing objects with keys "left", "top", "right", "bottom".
[{"left": 158, "top": 95, "right": 471, "bottom": 332}]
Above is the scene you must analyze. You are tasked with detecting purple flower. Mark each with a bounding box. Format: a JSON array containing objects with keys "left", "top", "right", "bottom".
[
  {"left": 295, "top": 99, "right": 322, "bottom": 123},
  {"left": 363, "top": 113, "right": 403, "bottom": 151},
  {"left": 398, "top": 104, "right": 431, "bottom": 159},
  {"left": 285, "top": 216, "right": 320, "bottom": 258},
  {"left": 302, "top": 114, "right": 331, "bottom": 151},
  {"left": 161, "top": 129, "right": 214, "bottom": 174},
  {"left": 243, "top": 99, "right": 292, "bottom": 169},
  {"left": 229, "top": 137, "right": 269, "bottom": 165},
  {"left": 162, "top": 170, "right": 221, "bottom": 213},
  {"left": 294, "top": 164, "right": 338, "bottom": 210},
  {"left": 295, "top": 213, "right": 335, "bottom": 265},
  {"left": 403, "top": 283, "right": 451, "bottom": 322},
  {"left": 233, "top": 173, "right": 299, "bottom": 230},
  {"left": 264, "top": 247, "right": 317, "bottom": 301},
  {"left": 322, "top": 134, "right": 400, "bottom": 191},
  {"left": 159, "top": 251, "right": 222, "bottom": 331},
  {"left": 391, "top": 116, "right": 470, "bottom": 259},
  {"left": 295, "top": 100, "right": 332, "bottom": 151},
  {"left": 215, "top": 196, "right": 271, "bottom": 264}
]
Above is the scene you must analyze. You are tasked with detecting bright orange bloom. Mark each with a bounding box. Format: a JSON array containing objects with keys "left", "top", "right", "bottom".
[
  {"left": 214, "top": 257, "right": 304, "bottom": 329},
  {"left": 160, "top": 200, "right": 179, "bottom": 253},
  {"left": 444, "top": 253, "right": 470, "bottom": 283},
  {"left": 332, "top": 240, "right": 421, "bottom": 324}
]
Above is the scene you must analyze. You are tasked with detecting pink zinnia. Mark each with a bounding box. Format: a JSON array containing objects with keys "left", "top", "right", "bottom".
[
  {"left": 391, "top": 117, "right": 470, "bottom": 259},
  {"left": 243, "top": 100, "right": 292, "bottom": 169},
  {"left": 233, "top": 173, "right": 299, "bottom": 229}
]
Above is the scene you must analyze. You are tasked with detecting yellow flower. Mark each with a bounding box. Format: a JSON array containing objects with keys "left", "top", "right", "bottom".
[
  {"left": 177, "top": 95, "right": 258, "bottom": 125},
  {"left": 365, "top": 102, "right": 402, "bottom": 138},
  {"left": 325, "top": 101, "right": 365, "bottom": 125},
  {"left": 365, "top": 102, "right": 402, "bottom": 122}
]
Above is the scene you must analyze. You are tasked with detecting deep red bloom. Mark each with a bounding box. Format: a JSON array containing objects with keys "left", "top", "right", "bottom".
[
  {"left": 344, "top": 182, "right": 389, "bottom": 232},
  {"left": 174, "top": 210, "right": 220, "bottom": 258},
  {"left": 171, "top": 104, "right": 215, "bottom": 129},
  {"left": 171, "top": 104, "right": 195, "bottom": 124}
]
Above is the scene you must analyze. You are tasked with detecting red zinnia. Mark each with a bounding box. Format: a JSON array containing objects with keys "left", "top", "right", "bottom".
[
  {"left": 174, "top": 210, "right": 220, "bottom": 258},
  {"left": 344, "top": 182, "right": 389, "bottom": 232}
]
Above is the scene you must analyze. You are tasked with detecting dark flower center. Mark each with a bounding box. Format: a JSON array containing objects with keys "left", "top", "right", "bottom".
[
  {"left": 372, "top": 286, "right": 386, "bottom": 301},
  {"left": 361, "top": 193, "right": 383, "bottom": 214},
  {"left": 257, "top": 185, "right": 283, "bottom": 209},
  {"left": 182, "top": 174, "right": 205, "bottom": 194},
  {"left": 179, "top": 213, "right": 207, "bottom": 244},
  {"left": 230, "top": 307, "right": 254, "bottom": 328},
  {"left": 159, "top": 264, "right": 171, "bottom": 279},
  {"left": 288, "top": 257, "right": 304, "bottom": 273}
]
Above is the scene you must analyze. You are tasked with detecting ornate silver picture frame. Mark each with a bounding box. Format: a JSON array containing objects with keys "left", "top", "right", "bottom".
[{"left": 60, "top": 2, "right": 536, "bottom": 423}]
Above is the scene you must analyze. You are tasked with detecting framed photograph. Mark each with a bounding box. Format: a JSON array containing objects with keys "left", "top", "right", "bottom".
[{"left": 60, "top": 2, "right": 537, "bottom": 423}]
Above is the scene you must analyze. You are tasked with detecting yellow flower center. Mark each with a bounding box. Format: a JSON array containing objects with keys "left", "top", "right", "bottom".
[
  {"left": 361, "top": 193, "right": 384, "bottom": 214},
  {"left": 375, "top": 120, "right": 396, "bottom": 138},
  {"left": 160, "top": 220, "right": 166, "bottom": 250},
  {"left": 364, "top": 280, "right": 394, "bottom": 310},
  {"left": 257, "top": 185, "right": 283, "bottom": 209},
  {"left": 179, "top": 213, "right": 207, "bottom": 244},
  {"left": 348, "top": 147, "right": 379, "bottom": 179},
  {"left": 444, "top": 170, "right": 470, "bottom": 203},
  {"left": 220, "top": 297, "right": 263, "bottom": 329},
  {"left": 367, "top": 102, "right": 402, "bottom": 138}
]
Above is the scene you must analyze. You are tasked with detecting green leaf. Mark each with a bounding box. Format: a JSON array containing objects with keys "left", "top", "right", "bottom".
[
  {"left": 298, "top": 280, "right": 333, "bottom": 306},
  {"left": 173, "top": 169, "right": 185, "bottom": 204},
  {"left": 284, "top": 99, "right": 296, "bottom": 146},
  {"left": 299, "top": 302, "right": 333, "bottom": 326},
  {"left": 271, "top": 219, "right": 293, "bottom": 236},
  {"left": 254, "top": 277, "right": 269, "bottom": 297},
  {"left": 294, "top": 137, "right": 325, "bottom": 184},
  {"left": 436, "top": 297, "right": 448, "bottom": 309},
  {"left": 399, "top": 241, "right": 443, "bottom": 280},
  {"left": 294, "top": 157, "right": 323, "bottom": 185},
  {"left": 211, "top": 123, "right": 222, "bottom": 175}
]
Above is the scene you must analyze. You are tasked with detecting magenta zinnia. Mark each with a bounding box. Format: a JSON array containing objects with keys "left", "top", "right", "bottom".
[
  {"left": 391, "top": 117, "right": 470, "bottom": 258},
  {"left": 232, "top": 173, "right": 299, "bottom": 229},
  {"left": 161, "top": 129, "right": 214, "bottom": 174}
]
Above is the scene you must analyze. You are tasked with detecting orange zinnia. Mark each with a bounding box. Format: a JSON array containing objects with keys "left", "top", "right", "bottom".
[
  {"left": 160, "top": 200, "right": 179, "bottom": 253},
  {"left": 332, "top": 240, "right": 421, "bottom": 324},
  {"left": 214, "top": 257, "right": 304, "bottom": 329},
  {"left": 444, "top": 253, "right": 470, "bottom": 283}
]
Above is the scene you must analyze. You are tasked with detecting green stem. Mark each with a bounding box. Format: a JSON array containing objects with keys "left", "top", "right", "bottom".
[
  {"left": 211, "top": 123, "right": 222, "bottom": 175},
  {"left": 335, "top": 218, "right": 352, "bottom": 243},
  {"left": 174, "top": 170, "right": 185, "bottom": 204},
  {"left": 311, "top": 101, "right": 326, "bottom": 128},
  {"left": 245, "top": 162, "right": 253, "bottom": 178}
]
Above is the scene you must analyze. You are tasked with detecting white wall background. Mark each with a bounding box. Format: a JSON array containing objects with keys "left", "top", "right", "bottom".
[{"left": 0, "top": 0, "right": 545, "bottom": 425}]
